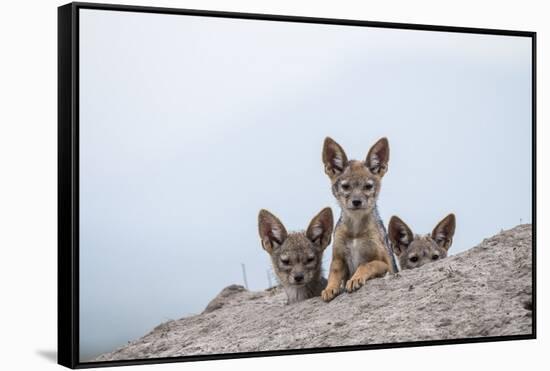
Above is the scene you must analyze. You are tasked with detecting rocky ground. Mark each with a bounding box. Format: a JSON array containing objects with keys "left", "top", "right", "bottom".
[{"left": 95, "top": 224, "right": 533, "bottom": 361}]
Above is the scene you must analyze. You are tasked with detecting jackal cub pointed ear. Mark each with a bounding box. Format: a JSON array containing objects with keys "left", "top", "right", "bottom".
[
  {"left": 366, "top": 137, "right": 390, "bottom": 176},
  {"left": 431, "top": 213, "right": 456, "bottom": 250},
  {"left": 388, "top": 215, "right": 414, "bottom": 256},
  {"left": 258, "top": 209, "right": 288, "bottom": 254},
  {"left": 306, "top": 207, "right": 334, "bottom": 251},
  {"left": 322, "top": 137, "right": 348, "bottom": 179}
]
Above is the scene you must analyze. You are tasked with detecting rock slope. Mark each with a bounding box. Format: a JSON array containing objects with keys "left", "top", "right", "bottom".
[{"left": 95, "top": 225, "right": 533, "bottom": 361}]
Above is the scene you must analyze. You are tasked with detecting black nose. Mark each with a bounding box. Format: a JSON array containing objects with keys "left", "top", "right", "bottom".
[
  {"left": 352, "top": 199, "right": 362, "bottom": 207},
  {"left": 294, "top": 273, "right": 304, "bottom": 282}
]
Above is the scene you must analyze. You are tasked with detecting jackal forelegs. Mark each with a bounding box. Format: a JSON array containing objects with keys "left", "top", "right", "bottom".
[
  {"left": 321, "top": 257, "right": 348, "bottom": 302},
  {"left": 345, "top": 260, "right": 389, "bottom": 293}
]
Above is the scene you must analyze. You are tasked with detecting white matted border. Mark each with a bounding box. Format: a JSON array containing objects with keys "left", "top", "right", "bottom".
[{"left": 0, "top": 1, "right": 546, "bottom": 371}]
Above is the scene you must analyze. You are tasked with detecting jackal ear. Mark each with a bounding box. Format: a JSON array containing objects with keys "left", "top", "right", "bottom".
[
  {"left": 306, "top": 207, "right": 334, "bottom": 251},
  {"left": 322, "top": 137, "right": 348, "bottom": 178},
  {"left": 366, "top": 137, "right": 390, "bottom": 176},
  {"left": 258, "top": 209, "right": 288, "bottom": 254},
  {"left": 388, "top": 216, "right": 413, "bottom": 256},
  {"left": 431, "top": 213, "right": 456, "bottom": 250}
]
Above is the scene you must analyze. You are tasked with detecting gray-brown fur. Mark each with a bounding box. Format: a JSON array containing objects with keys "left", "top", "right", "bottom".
[
  {"left": 388, "top": 214, "right": 456, "bottom": 270},
  {"left": 258, "top": 208, "right": 333, "bottom": 304},
  {"left": 321, "top": 137, "right": 396, "bottom": 302}
]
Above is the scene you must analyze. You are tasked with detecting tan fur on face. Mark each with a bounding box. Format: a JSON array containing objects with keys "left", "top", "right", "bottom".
[
  {"left": 331, "top": 160, "right": 382, "bottom": 214},
  {"left": 258, "top": 208, "right": 333, "bottom": 304},
  {"left": 389, "top": 214, "right": 456, "bottom": 270},
  {"left": 321, "top": 137, "right": 395, "bottom": 302}
]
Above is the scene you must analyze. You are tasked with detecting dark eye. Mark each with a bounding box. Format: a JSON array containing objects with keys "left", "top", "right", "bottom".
[
  {"left": 306, "top": 256, "right": 315, "bottom": 264},
  {"left": 341, "top": 183, "right": 350, "bottom": 191},
  {"left": 409, "top": 256, "right": 418, "bottom": 263},
  {"left": 432, "top": 255, "right": 439, "bottom": 260},
  {"left": 364, "top": 183, "right": 373, "bottom": 190},
  {"left": 280, "top": 258, "right": 290, "bottom": 265}
]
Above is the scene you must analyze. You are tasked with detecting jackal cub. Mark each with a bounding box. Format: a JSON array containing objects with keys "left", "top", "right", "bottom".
[
  {"left": 388, "top": 214, "right": 456, "bottom": 270},
  {"left": 321, "top": 137, "right": 397, "bottom": 302},
  {"left": 258, "top": 207, "right": 334, "bottom": 304}
]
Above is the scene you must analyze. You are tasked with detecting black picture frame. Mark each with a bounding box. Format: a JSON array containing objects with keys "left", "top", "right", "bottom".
[{"left": 58, "top": 2, "right": 537, "bottom": 369}]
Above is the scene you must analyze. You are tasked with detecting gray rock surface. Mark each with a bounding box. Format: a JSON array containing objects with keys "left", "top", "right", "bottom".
[{"left": 95, "top": 224, "right": 533, "bottom": 361}]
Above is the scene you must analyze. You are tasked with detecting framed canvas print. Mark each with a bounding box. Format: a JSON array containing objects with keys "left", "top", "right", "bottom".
[{"left": 58, "top": 2, "right": 536, "bottom": 369}]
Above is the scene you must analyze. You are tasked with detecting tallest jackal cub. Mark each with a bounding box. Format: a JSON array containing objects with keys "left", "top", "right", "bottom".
[{"left": 321, "top": 137, "right": 397, "bottom": 302}]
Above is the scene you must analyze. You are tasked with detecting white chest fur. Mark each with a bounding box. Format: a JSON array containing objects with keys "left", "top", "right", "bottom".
[{"left": 345, "top": 238, "right": 363, "bottom": 274}]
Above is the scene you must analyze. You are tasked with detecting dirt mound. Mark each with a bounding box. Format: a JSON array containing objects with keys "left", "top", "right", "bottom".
[{"left": 95, "top": 224, "right": 533, "bottom": 361}]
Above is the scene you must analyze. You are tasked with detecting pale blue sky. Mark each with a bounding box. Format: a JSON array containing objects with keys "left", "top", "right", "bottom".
[{"left": 78, "top": 9, "right": 532, "bottom": 360}]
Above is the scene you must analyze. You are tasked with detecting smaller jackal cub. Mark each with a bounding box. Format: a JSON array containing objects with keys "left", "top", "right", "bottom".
[
  {"left": 321, "top": 137, "right": 397, "bottom": 302},
  {"left": 388, "top": 214, "right": 456, "bottom": 270},
  {"left": 258, "top": 207, "right": 334, "bottom": 304}
]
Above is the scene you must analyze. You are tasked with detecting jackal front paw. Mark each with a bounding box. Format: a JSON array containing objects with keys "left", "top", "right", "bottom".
[
  {"left": 321, "top": 286, "right": 340, "bottom": 302},
  {"left": 345, "top": 277, "right": 366, "bottom": 293}
]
